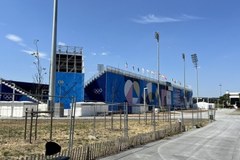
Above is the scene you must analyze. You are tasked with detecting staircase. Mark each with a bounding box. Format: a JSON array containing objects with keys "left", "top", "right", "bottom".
[
  {"left": 0, "top": 79, "right": 45, "bottom": 104},
  {"left": 84, "top": 70, "right": 106, "bottom": 88}
]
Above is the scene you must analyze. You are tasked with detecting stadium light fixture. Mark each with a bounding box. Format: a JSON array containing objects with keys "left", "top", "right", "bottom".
[{"left": 191, "top": 53, "right": 199, "bottom": 103}]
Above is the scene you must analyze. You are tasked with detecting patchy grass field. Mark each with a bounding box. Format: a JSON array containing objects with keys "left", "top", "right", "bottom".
[{"left": 0, "top": 111, "right": 209, "bottom": 159}]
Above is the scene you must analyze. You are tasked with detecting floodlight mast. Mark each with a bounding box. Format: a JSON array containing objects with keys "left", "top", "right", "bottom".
[
  {"left": 182, "top": 53, "right": 186, "bottom": 108},
  {"left": 155, "top": 32, "right": 160, "bottom": 108},
  {"left": 49, "top": 0, "right": 58, "bottom": 110},
  {"left": 191, "top": 53, "right": 199, "bottom": 103}
]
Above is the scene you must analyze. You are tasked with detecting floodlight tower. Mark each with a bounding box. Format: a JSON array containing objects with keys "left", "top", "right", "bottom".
[
  {"left": 155, "top": 32, "right": 160, "bottom": 108},
  {"left": 182, "top": 53, "right": 186, "bottom": 108},
  {"left": 191, "top": 53, "right": 199, "bottom": 103}
]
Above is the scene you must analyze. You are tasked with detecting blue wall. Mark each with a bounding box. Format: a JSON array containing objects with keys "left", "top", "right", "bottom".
[
  {"left": 85, "top": 71, "right": 193, "bottom": 111},
  {"left": 0, "top": 80, "right": 47, "bottom": 102},
  {"left": 55, "top": 72, "right": 84, "bottom": 109}
]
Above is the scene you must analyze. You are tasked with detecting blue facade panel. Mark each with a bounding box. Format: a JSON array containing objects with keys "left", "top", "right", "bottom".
[
  {"left": 84, "top": 73, "right": 106, "bottom": 102},
  {"left": 172, "top": 88, "right": 184, "bottom": 107},
  {"left": 85, "top": 71, "right": 193, "bottom": 112},
  {"left": 105, "top": 72, "right": 169, "bottom": 106},
  {"left": 55, "top": 72, "right": 84, "bottom": 109},
  {"left": 0, "top": 81, "right": 48, "bottom": 102}
]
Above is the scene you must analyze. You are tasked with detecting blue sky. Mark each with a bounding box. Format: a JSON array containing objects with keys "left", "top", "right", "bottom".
[{"left": 0, "top": 0, "right": 239, "bottom": 98}]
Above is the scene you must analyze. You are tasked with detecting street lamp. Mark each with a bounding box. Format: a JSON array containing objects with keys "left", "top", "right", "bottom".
[
  {"left": 155, "top": 32, "right": 160, "bottom": 109},
  {"left": 191, "top": 53, "right": 199, "bottom": 103}
]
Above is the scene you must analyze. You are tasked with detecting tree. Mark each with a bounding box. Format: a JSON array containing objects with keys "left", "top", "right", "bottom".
[{"left": 32, "top": 40, "right": 47, "bottom": 97}]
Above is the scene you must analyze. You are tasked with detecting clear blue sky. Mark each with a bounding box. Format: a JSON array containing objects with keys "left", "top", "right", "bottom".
[{"left": 0, "top": 0, "right": 239, "bottom": 98}]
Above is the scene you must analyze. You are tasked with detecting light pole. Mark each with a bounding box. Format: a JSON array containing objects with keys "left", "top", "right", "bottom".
[
  {"left": 49, "top": 0, "right": 58, "bottom": 110},
  {"left": 219, "top": 84, "right": 222, "bottom": 97},
  {"left": 182, "top": 53, "right": 186, "bottom": 108},
  {"left": 144, "top": 87, "right": 148, "bottom": 123},
  {"left": 155, "top": 32, "right": 160, "bottom": 109},
  {"left": 182, "top": 53, "right": 186, "bottom": 128},
  {"left": 191, "top": 53, "right": 199, "bottom": 103},
  {"left": 219, "top": 84, "right": 222, "bottom": 107}
]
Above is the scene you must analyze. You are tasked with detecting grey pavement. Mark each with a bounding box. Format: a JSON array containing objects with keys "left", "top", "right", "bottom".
[{"left": 100, "top": 109, "right": 240, "bottom": 160}]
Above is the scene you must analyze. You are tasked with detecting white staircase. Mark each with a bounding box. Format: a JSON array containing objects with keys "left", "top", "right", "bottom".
[
  {"left": 84, "top": 70, "right": 106, "bottom": 87},
  {"left": 0, "top": 79, "right": 45, "bottom": 104}
]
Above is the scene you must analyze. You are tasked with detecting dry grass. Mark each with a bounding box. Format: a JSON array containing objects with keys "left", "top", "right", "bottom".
[{"left": 0, "top": 112, "right": 209, "bottom": 159}]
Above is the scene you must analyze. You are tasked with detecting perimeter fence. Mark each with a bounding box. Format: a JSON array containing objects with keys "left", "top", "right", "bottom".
[{"left": 0, "top": 93, "right": 216, "bottom": 159}]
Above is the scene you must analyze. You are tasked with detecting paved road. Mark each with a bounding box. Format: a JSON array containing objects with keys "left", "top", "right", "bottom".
[{"left": 101, "top": 109, "right": 240, "bottom": 160}]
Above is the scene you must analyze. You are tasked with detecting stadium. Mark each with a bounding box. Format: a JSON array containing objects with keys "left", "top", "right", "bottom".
[
  {"left": 85, "top": 65, "right": 193, "bottom": 111},
  {"left": 0, "top": 46, "right": 193, "bottom": 116}
]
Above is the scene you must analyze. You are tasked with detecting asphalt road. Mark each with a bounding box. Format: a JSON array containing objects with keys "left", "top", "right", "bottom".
[{"left": 101, "top": 109, "right": 240, "bottom": 160}]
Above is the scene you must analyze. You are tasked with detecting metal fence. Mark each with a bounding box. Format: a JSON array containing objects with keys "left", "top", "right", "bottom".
[{"left": 0, "top": 95, "right": 215, "bottom": 159}]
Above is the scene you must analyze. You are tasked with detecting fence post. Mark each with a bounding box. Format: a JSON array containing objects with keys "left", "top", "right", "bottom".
[
  {"left": 104, "top": 110, "right": 106, "bottom": 129},
  {"left": 93, "top": 104, "right": 96, "bottom": 136},
  {"left": 24, "top": 108, "right": 28, "bottom": 140},
  {"left": 146, "top": 110, "right": 148, "bottom": 125},
  {"left": 124, "top": 102, "right": 128, "bottom": 138},
  {"left": 197, "top": 107, "right": 199, "bottom": 126},
  {"left": 138, "top": 111, "right": 140, "bottom": 124},
  {"left": 86, "top": 146, "right": 90, "bottom": 160},
  {"left": 111, "top": 110, "right": 113, "bottom": 130},
  {"left": 153, "top": 106, "right": 156, "bottom": 133},
  {"left": 68, "top": 97, "right": 76, "bottom": 156},
  {"left": 192, "top": 107, "right": 194, "bottom": 127},
  {"left": 29, "top": 108, "right": 33, "bottom": 143},
  {"left": 169, "top": 105, "right": 172, "bottom": 132},
  {"left": 200, "top": 108, "right": 202, "bottom": 124},
  {"left": 34, "top": 109, "right": 38, "bottom": 140},
  {"left": 181, "top": 107, "right": 184, "bottom": 131},
  {"left": 50, "top": 108, "right": 53, "bottom": 141},
  {"left": 120, "top": 109, "right": 122, "bottom": 129},
  {"left": 162, "top": 108, "right": 165, "bottom": 122},
  {"left": 173, "top": 106, "right": 175, "bottom": 121}
]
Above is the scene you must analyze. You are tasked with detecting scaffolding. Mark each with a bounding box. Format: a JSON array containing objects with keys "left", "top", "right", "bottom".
[{"left": 56, "top": 45, "right": 83, "bottom": 73}]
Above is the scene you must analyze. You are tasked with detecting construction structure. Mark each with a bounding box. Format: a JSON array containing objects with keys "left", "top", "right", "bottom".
[{"left": 55, "top": 45, "right": 84, "bottom": 109}]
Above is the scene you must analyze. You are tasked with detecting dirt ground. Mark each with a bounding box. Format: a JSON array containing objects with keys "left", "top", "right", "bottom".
[{"left": 0, "top": 111, "right": 209, "bottom": 159}]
